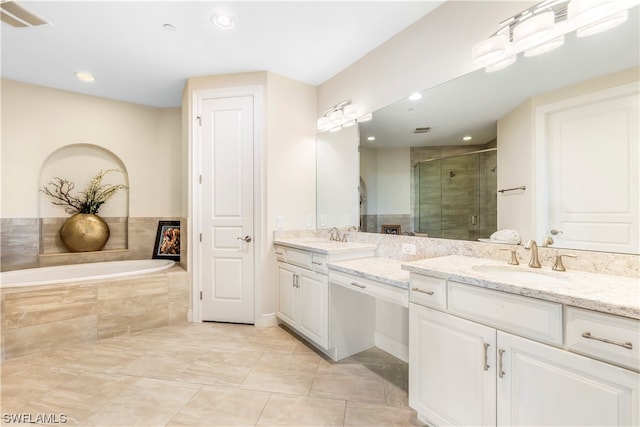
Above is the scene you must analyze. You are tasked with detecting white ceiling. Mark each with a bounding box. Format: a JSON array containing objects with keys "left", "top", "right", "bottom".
[{"left": 1, "top": 1, "right": 444, "bottom": 108}]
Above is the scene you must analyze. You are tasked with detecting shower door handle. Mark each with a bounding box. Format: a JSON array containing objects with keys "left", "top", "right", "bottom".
[{"left": 237, "top": 235, "right": 252, "bottom": 243}]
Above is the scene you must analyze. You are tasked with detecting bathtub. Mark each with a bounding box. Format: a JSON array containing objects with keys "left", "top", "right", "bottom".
[
  {"left": 0, "top": 259, "right": 175, "bottom": 288},
  {"left": 1, "top": 258, "right": 186, "bottom": 360}
]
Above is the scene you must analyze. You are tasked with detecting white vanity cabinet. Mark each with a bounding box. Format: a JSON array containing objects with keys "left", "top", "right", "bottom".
[
  {"left": 409, "top": 275, "right": 640, "bottom": 427},
  {"left": 274, "top": 243, "right": 375, "bottom": 352},
  {"left": 276, "top": 246, "right": 329, "bottom": 349}
]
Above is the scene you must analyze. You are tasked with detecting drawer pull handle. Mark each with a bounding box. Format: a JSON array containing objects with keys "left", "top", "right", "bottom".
[
  {"left": 483, "top": 343, "right": 490, "bottom": 371},
  {"left": 350, "top": 282, "right": 366, "bottom": 289},
  {"left": 411, "top": 287, "right": 434, "bottom": 295},
  {"left": 581, "top": 332, "right": 633, "bottom": 350},
  {"left": 498, "top": 349, "right": 505, "bottom": 379}
]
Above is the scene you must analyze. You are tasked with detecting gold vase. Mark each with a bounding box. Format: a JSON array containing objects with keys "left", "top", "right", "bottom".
[{"left": 59, "top": 213, "right": 110, "bottom": 252}]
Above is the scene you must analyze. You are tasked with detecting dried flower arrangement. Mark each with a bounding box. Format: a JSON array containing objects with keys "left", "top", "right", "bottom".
[{"left": 42, "top": 169, "right": 128, "bottom": 215}]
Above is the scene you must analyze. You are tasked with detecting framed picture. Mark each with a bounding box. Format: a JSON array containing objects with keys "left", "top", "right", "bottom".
[
  {"left": 152, "top": 221, "right": 180, "bottom": 261},
  {"left": 382, "top": 224, "right": 401, "bottom": 235}
]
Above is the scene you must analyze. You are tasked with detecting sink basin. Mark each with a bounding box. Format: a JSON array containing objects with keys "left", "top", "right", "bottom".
[{"left": 471, "top": 265, "right": 570, "bottom": 284}]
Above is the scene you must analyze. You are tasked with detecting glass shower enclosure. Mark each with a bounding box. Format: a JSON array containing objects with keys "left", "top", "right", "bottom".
[{"left": 414, "top": 149, "right": 497, "bottom": 241}]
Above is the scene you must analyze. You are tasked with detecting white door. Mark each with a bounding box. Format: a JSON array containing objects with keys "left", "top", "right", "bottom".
[
  {"left": 497, "top": 331, "right": 639, "bottom": 426},
  {"left": 200, "top": 96, "right": 254, "bottom": 323},
  {"left": 544, "top": 86, "right": 639, "bottom": 253},
  {"left": 409, "top": 304, "right": 497, "bottom": 427}
]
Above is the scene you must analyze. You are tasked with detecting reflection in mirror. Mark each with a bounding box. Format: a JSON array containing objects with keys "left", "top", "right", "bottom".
[
  {"left": 344, "top": 6, "right": 639, "bottom": 253},
  {"left": 316, "top": 125, "right": 359, "bottom": 229}
]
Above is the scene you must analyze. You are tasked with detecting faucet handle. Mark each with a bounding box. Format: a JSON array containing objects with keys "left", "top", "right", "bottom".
[
  {"left": 341, "top": 234, "right": 349, "bottom": 243},
  {"left": 553, "top": 254, "right": 577, "bottom": 272},
  {"left": 499, "top": 248, "right": 519, "bottom": 265}
]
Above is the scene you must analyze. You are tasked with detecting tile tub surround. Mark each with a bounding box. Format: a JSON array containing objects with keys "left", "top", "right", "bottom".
[
  {"left": 0, "top": 322, "right": 424, "bottom": 427},
  {"left": 402, "top": 255, "right": 640, "bottom": 320},
  {"left": 0, "top": 266, "right": 188, "bottom": 360},
  {"left": 1, "top": 217, "right": 183, "bottom": 271}
]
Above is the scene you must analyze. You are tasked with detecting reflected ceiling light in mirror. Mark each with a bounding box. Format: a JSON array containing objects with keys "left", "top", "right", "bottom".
[
  {"left": 463, "top": 136, "right": 472, "bottom": 141},
  {"left": 408, "top": 92, "right": 422, "bottom": 101},
  {"left": 211, "top": 14, "right": 236, "bottom": 30},
  {"left": 317, "top": 100, "right": 365, "bottom": 133},
  {"left": 472, "top": 0, "right": 638, "bottom": 72},
  {"left": 74, "top": 71, "right": 96, "bottom": 82},
  {"left": 367, "top": 136, "right": 376, "bottom": 141}
]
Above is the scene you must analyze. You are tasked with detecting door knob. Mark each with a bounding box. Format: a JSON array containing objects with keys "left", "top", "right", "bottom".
[
  {"left": 550, "top": 229, "right": 563, "bottom": 235},
  {"left": 237, "top": 235, "right": 252, "bottom": 243}
]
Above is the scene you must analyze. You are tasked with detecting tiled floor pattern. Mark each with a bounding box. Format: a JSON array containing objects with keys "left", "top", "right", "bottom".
[{"left": 1, "top": 322, "right": 425, "bottom": 426}]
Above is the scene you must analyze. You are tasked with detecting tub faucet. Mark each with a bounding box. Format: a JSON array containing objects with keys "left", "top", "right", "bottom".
[{"left": 524, "top": 239, "right": 541, "bottom": 268}]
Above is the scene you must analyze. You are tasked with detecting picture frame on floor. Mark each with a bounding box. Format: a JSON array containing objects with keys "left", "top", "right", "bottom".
[{"left": 152, "top": 220, "right": 180, "bottom": 261}]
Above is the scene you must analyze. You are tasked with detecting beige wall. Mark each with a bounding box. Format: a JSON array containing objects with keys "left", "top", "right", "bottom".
[
  {"left": 317, "top": 1, "right": 535, "bottom": 116},
  {"left": 182, "top": 71, "right": 317, "bottom": 322},
  {"left": 1, "top": 79, "right": 182, "bottom": 218}
]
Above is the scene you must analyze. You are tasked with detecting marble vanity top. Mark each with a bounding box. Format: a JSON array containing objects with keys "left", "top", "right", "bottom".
[
  {"left": 329, "top": 257, "right": 410, "bottom": 290},
  {"left": 402, "top": 255, "right": 640, "bottom": 320},
  {"left": 274, "top": 238, "right": 377, "bottom": 255}
]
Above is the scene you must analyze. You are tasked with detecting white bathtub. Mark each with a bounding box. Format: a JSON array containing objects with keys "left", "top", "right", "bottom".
[{"left": 0, "top": 259, "right": 175, "bottom": 288}]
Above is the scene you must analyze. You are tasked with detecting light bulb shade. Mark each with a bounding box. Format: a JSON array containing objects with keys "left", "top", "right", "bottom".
[
  {"left": 342, "top": 104, "right": 359, "bottom": 120},
  {"left": 524, "top": 34, "right": 565, "bottom": 56},
  {"left": 576, "top": 9, "right": 628, "bottom": 37},
  {"left": 317, "top": 117, "right": 331, "bottom": 131},
  {"left": 342, "top": 120, "right": 356, "bottom": 128},
  {"left": 328, "top": 109, "right": 343, "bottom": 123},
  {"left": 472, "top": 34, "right": 508, "bottom": 65},
  {"left": 513, "top": 11, "right": 556, "bottom": 49},
  {"left": 568, "top": 0, "right": 619, "bottom": 27},
  {"left": 485, "top": 54, "right": 517, "bottom": 73}
]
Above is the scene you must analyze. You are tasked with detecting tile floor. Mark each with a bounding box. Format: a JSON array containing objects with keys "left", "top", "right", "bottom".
[{"left": 1, "top": 322, "right": 425, "bottom": 426}]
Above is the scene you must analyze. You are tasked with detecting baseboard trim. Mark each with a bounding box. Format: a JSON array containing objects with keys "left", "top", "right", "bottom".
[{"left": 375, "top": 331, "right": 408, "bottom": 362}]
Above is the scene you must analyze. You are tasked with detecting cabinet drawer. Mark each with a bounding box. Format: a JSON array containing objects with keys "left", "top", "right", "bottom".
[
  {"left": 409, "top": 273, "right": 446, "bottom": 310},
  {"left": 565, "top": 306, "right": 639, "bottom": 371},
  {"left": 448, "top": 281, "right": 563, "bottom": 346},
  {"left": 311, "top": 253, "right": 328, "bottom": 274},
  {"left": 330, "top": 270, "right": 408, "bottom": 308},
  {"left": 283, "top": 247, "right": 313, "bottom": 270}
]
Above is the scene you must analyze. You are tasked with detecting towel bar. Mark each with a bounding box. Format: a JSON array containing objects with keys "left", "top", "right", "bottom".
[{"left": 498, "top": 186, "right": 526, "bottom": 194}]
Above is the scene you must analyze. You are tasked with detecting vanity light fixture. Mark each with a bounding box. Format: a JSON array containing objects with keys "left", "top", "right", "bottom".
[
  {"left": 317, "top": 100, "right": 368, "bottom": 132},
  {"left": 74, "top": 71, "right": 96, "bottom": 82},
  {"left": 211, "top": 14, "right": 236, "bottom": 30},
  {"left": 472, "top": 0, "right": 638, "bottom": 73}
]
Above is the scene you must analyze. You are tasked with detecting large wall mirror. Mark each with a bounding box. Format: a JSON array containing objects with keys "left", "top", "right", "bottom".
[{"left": 317, "top": 6, "right": 639, "bottom": 254}]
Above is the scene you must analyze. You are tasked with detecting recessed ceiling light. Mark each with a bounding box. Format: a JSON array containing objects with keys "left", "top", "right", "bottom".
[
  {"left": 408, "top": 93, "right": 422, "bottom": 101},
  {"left": 211, "top": 14, "right": 236, "bottom": 30},
  {"left": 367, "top": 136, "right": 376, "bottom": 141},
  {"left": 74, "top": 71, "right": 95, "bottom": 82},
  {"left": 463, "top": 135, "right": 472, "bottom": 141}
]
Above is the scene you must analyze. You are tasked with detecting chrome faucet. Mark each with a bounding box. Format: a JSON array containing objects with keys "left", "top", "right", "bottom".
[
  {"left": 524, "top": 239, "right": 541, "bottom": 268},
  {"left": 328, "top": 227, "right": 340, "bottom": 241}
]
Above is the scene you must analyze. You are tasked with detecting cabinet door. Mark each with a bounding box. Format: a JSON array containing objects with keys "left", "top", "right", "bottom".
[
  {"left": 497, "top": 331, "right": 639, "bottom": 427},
  {"left": 409, "top": 304, "right": 497, "bottom": 426},
  {"left": 276, "top": 264, "right": 297, "bottom": 326},
  {"left": 298, "top": 270, "right": 329, "bottom": 349}
]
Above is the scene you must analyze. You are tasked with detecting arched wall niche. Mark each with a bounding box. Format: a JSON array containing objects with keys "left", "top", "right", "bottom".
[{"left": 39, "top": 144, "right": 130, "bottom": 255}]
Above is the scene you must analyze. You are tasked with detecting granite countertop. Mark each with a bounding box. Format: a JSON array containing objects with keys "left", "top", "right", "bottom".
[
  {"left": 329, "top": 257, "right": 410, "bottom": 290},
  {"left": 402, "top": 255, "right": 640, "bottom": 320},
  {"left": 274, "top": 238, "right": 377, "bottom": 255}
]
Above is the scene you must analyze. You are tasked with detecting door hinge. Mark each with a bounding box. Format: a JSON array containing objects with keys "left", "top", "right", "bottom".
[
  {"left": 200, "top": 291, "right": 203, "bottom": 300},
  {"left": 196, "top": 116, "right": 202, "bottom": 126},
  {"left": 199, "top": 233, "right": 203, "bottom": 242}
]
